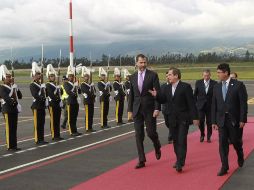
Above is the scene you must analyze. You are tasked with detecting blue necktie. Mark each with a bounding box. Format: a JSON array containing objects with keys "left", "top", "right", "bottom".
[{"left": 222, "top": 81, "right": 227, "bottom": 101}]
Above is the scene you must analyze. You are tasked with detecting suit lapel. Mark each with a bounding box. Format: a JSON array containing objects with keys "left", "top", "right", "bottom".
[
  {"left": 225, "top": 79, "right": 234, "bottom": 101},
  {"left": 219, "top": 82, "right": 224, "bottom": 102},
  {"left": 133, "top": 72, "right": 140, "bottom": 96},
  {"left": 142, "top": 70, "right": 149, "bottom": 94}
]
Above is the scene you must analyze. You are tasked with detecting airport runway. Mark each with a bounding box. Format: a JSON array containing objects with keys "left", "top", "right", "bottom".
[{"left": 0, "top": 79, "right": 253, "bottom": 189}]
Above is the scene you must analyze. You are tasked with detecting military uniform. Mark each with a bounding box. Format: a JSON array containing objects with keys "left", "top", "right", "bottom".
[
  {"left": 60, "top": 84, "right": 68, "bottom": 129},
  {"left": 46, "top": 82, "right": 62, "bottom": 140},
  {"left": 0, "top": 84, "right": 22, "bottom": 150},
  {"left": 64, "top": 81, "right": 81, "bottom": 135},
  {"left": 30, "top": 81, "right": 47, "bottom": 144},
  {"left": 80, "top": 82, "right": 96, "bottom": 131},
  {"left": 124, "top": 80, "right": 132, "bottom": 121},
  {"left": 97, "top": 80, "right": 112, "bottom": 127},
  {"left": 113, "top": 80, "right": 126, "bottom": 124}
]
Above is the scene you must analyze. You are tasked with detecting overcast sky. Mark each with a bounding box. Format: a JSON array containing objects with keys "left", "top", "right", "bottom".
[{"left": 0, "top": 0, "right": 254, "bottom": 51}]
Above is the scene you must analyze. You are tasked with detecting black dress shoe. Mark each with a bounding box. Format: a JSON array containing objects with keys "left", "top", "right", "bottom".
[
  {"left": 61, "top": 125, "right": 66, "bottom": 129},
  {"left": 117, "top": 122, "right": 126, "bottom": 126},
  {"left": 86, "top": 129, "right": 96, "bottom": 133},
  {"left": 176, "top": 165, "right": 182, "bottom": 172},
  {"left": 128, "top": 119, "right": 133, "bottom": 122},
  {"left": 200, "top": 136, "right": 204, "bottom": 142},
  {"left": 207, "top": 138, "right": 211, "bottom": 143},
  {"left": 8, "top": 147, "right": 21, "bottom": 151},
  {"left": 217, "top": 168, "right": 228, "bottom": 176},
  {"left": 238, "top": 155, "right": 244, "bottom": 167},
  {"left": 155, "top": 149, "right": 161, "bottom": 160},
  {"left": 71, "top": 132, "right": 82, "bottom": 136},
  {"left": 168, "top": 140, "right": 173, "bottom": 144},
  {"left": 135, "top": 162, "right": 145, "bottom": 169},
  {"left": 53, "top": 137, "right": 64, "bottom": 141},
  {"left": 173, "top": 162, "right": 185, "bottom": 168},
  {"left": 102, "top": 125, "right": 111, "bottom": 129}
]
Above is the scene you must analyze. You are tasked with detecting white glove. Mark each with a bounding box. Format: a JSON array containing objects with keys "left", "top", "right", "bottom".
[
  {"left": 127, "top": 89, "right": 130, "bottom": 94},
  {"left": 74, "top": 81, "right": 79, "bottom": 87},
  {"left": 56, "top": 85, "right": 61, "bottom": 89},
  {"left": 41, "top": 83, "right": 46, "bottom": 88},
  {"left": 12, "top": 84, "right": 18, "bottom": 89},
  {"left": 109, "top": 96, "right": 113, "bottom": 102},
  {"left": 83, "top": 93, "right": 88, "bottom": 98}
]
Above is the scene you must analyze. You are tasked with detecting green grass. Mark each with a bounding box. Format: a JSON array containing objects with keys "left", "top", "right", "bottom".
[{"left": 10, "top": 63, "right": 254, "bottom": 84}]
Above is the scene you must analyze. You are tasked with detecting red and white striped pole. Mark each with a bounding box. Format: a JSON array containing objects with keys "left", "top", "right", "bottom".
[{"left": 69, "top": 0, "right": 74, "bottom": 67}]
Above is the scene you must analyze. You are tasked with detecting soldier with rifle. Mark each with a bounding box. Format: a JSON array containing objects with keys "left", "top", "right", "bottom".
[
  {"left": 98, "top": 56, "right": 112, "bottom": 128},
  {"left": 80, "top": 66, "right": 96, "bottom": 132},
  {"left": 0, "top": 63, "right": 22, "bottom": 151},
  {"left": 46, "top": 62, "right": 64, "bottom": 141}
]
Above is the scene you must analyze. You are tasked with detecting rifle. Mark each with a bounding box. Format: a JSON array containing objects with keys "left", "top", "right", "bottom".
[
  {"left": 119, "top": 55, "right": 122, "bottom": 82},
  {"left": 89, "top": 52, "right": 93, "bottom": 83},
  {"left": 107, "top": 54, "right": 110, "bottom": 82},
  {"left": 10, "top": 47, "right": 17, "bottom": 101},
  {"left": 57, "top": 49, "right": 61, "bottom": 86},
  {"left": 40, "top": 44, "right": 48, "bottom": 106}
]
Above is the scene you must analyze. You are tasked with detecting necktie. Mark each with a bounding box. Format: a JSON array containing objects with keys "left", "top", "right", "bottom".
[
  {"left": 138, "top": 72, "right": 143, "bottom": 93},
  {"left": 205, "top": 81, "right": 209, "bottom": 94},
  {"left": 222, "top": 81, "right": 227, "bottom": 101}
]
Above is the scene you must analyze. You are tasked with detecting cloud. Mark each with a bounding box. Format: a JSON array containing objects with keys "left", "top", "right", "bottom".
[{"left": 0, "top": 0, "right": 254, "bottom": 51}]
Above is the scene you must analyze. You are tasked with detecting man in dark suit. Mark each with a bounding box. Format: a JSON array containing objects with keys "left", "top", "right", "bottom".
[
  {"left": 194, "top": 69, "right": 217, "bottom": 143},
  {"left": 212, "top": 63, "right": 248, "bottom": 176},
  {"left": 128, "top": 54, "right": 161, "bottom": 169},
  {"left": 150, "top": 67, "right": 199, "bottom": 172},
  {"left": 161, "top": 72, "right": 173, "bottom": 144}
]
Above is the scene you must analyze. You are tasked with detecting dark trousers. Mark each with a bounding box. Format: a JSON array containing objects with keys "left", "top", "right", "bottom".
[
  {"left": 3, "top": 112, "right": 18, "bottom": 149},
  {"left": 171, "top": 120, "right": 189, "bottom": 166},
  {"left": 67, "top": 104, "right": 79, "bottom": 134},
  {"left": 163, "top": 113, "right": 173, "bottom": 141},
  {"left": 49, "top": 106, "right": 61, "bottom": 139},
  {"left": 100, "top": 100, "right": 109, "bottom": 127},
  {"left": 61, "top": 99, "right": 68, "bottom": 128},
  {"left": 32, "top": 109, "right": 46, "bottom": 143},
  {"left": 134, "top": 109, "right": 161, "bottom": 162},
  {"left": 115, "top": 99, "right": 124, "bottom": 123},
  {"left": 84, "top": 103, "right": 94, "bottom": 130},
  {"left": 198, "top": 109, "right": 212, "bottom": 139},
  {"left": 218, "top": 114, "right": 243, "bottom": 169}
]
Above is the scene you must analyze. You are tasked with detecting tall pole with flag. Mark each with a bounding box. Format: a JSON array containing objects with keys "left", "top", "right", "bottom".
[{"left": 69, "top": 0, "right": 74, "bottom": 68}]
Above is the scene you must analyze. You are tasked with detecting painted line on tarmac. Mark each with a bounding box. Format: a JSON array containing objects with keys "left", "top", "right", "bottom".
[
  {"left": 0, "top": 121, "right": 164, "bottom": 179},
  {"left": 0, "top": 119, "right": 116, "bottom": 148},
  {"left": 0, "top": 121, "right": 133, "bottom": 158}
]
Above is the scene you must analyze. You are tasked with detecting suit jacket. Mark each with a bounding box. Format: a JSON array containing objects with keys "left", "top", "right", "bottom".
[
  {"left": 128, "top": 69, "right": 160, "bottom": 117},
  {"left": 63, "top": 81, "right": 80, "bottom": 105},
  {"left": 160, "top": 82, "right": 170, "bottom": 115},
  {"left": 211, "top": 79, "right": 248, "bottom": 127},
  {"left": 113, "top": 80, "right": 126, "bottom": 101},
  {"left": 194, "top": 79, "right": 217, "bottom": 111},
  {"left": 80, "top": 82, "right": 96, "bottom": 105},
  {"left": 30, "top": 81, "right": 46, "bottom": 110},
  {"left": 0, "top": 84, "right": 22, "bottom": 113},
  {"left": 46, "top": 82, "right": 61, "bottom": 108},
  {"left": 157, "top": 81, "right": 198, "bottom": 125}
]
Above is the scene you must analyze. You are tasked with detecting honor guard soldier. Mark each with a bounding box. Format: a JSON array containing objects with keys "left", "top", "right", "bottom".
[
  {"left": 98, "top": 67, "right": 112, "bottom": 128},
  {"left": 123, "top": 69, "right": 133, "bottom": 122},
  {"left": 30, "top": 62, "right": 48, "bottom": 145},
  {"left": 0, "top": 65, "right": 22, "bottom": 150},
  {"left": 64, "top": 66, "right": 82, "bottom": 136},
  {"left": 113, "top": 67, "right": 126, "bottom": 125},
  {"left": 46, "top": 64, "right": 64, "bottom": 141},
  {"left": 80, "top": 66, "right": 96, "bottom": 132}
]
